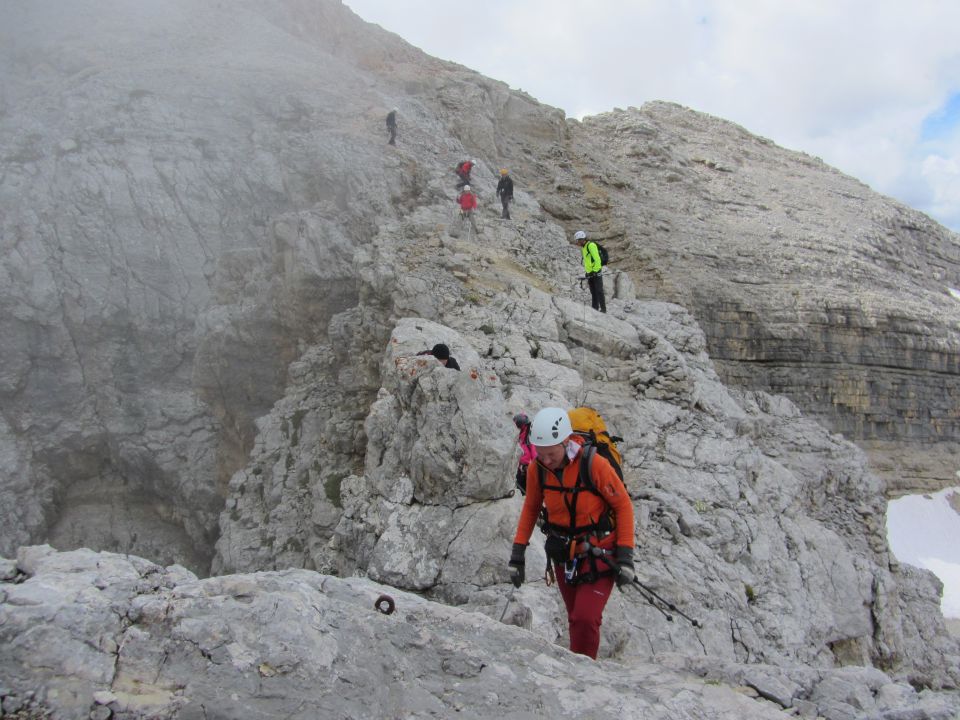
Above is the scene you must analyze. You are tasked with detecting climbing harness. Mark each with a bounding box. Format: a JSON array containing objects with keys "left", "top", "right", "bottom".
[{"left": 536, "top": 446, "right": 618, "bottom": 586}]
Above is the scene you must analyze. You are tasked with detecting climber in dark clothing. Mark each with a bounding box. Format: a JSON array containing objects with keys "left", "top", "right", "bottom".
[
  {"left": 496, "top": 168, "right": 514, "bottom": 219},
  {"left": 386, "top": 108, "right": 397, "bottom": 145},
  {"left": 417, "top": 343, "right": 461, "bottom": 371}
]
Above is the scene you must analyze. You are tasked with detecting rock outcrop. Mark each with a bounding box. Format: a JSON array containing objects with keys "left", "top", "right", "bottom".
[{"left": 214, "top": 291, "right": 960, "bottom": 691}]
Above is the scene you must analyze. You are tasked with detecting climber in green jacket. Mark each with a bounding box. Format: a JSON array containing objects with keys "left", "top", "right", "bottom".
[{"left": 576, "top": 230, "right": 606, "bottom": 313}]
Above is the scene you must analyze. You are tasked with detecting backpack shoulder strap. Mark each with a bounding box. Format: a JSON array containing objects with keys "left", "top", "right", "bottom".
[
  {"left": 578, "top": 445, "right": 597, "bottom": 494},
  {"left": 538, "top": 446, "right": 601, "bottom": 496},
  {"left": 538, "top": 463, "right": 563, "bottom": 491},
  {"left": 537, "top": 447, "right": 614, "bottom": 537}
]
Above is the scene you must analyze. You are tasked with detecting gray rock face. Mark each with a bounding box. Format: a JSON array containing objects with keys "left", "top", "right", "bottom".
[
  {"left": 527, "top": 104, "right": 960, "bottom": 495},
  {"left": 2, "top": 0, "right": 954, "bottom": 567},
  {"left": 1, "top": 0, "right": 959, "bottom": 715},
  {"left": 0, "top": 0, "right": 388, "bottom": 567}
]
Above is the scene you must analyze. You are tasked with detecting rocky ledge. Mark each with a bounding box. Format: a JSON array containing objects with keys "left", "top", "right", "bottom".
[{"left": 2, "top": 546, "right": 959, "bottom": 720}]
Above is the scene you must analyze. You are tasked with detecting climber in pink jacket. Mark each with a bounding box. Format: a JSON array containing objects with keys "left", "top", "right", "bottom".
[{"left": 513, "top": 413, "right": 537, "bottom": 493}]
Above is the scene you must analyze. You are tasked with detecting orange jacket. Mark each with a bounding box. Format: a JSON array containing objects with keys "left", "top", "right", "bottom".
[{"left": 513, "top": 439, "right": 634, "bottom": 549}]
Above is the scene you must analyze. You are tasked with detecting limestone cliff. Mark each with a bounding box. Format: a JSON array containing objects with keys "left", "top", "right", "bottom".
[{"left": 524, "top": 104, "right": 960, "bottom": 496}]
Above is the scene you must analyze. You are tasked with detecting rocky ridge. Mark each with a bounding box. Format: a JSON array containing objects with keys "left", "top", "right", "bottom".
[
  {"left": 1, "top": 1, "right": 959, "bottom": 718},
  {"left": 523, "top": 104, "right": 960, "bottom": 496}
]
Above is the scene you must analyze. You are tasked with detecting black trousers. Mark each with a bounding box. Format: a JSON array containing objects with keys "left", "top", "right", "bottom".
[
  {"left": 500, "top": 195, "right": 511, "bottom": 219},
  {"left": 387, "top": 126, "right": 396, "bottom": 144},
  {"left": 588, "top": 273, "right": 606, "bottom": 313}
]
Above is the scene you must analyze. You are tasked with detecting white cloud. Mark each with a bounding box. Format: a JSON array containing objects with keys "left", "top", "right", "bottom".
[
  {"left": 921, "top": 153, "right": 960, "bottom": 228},
  {"left": 888, "top": 488, "right": 960, "bottom": 619},
  {"left": 920, "top": 558, "right": 960, "bottom": 617},
  {"left": 345, "top": 1, "right": 960, "bottom": 230}
]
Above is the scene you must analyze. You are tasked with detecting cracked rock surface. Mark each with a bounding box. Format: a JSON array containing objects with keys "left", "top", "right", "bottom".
[{"left": 3, "top": 546, "right": 958, "bottom": 720}]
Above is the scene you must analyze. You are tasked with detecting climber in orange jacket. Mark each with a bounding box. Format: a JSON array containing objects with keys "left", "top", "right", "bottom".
[{"left": 508, "top": 407, "right": 635, "bottom": 659}]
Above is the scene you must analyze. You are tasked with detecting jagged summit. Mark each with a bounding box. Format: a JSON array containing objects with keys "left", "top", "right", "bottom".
[{"left": 1, "top": 1, "right": 959, "bottom": 717}]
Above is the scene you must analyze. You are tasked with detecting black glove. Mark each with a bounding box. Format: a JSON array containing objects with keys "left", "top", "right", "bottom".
[
  {"left": 508, "top": 543, "right": 526, "bottom": 588},
  {"left": 614, "top": 546, "right": 635, "bottom": 588}
]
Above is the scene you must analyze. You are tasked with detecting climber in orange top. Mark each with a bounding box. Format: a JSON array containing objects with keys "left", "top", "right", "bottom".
[{"left": 508, "top": 407, "right": 635, "bottom": 659}]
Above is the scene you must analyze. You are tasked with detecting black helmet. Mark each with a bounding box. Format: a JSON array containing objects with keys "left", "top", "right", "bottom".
[{"left": 431, "top": 343, "right": 450, "bottom": 361}]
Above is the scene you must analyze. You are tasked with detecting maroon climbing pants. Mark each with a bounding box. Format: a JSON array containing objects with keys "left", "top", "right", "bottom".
[{"left": 555, "top": 570, "right": 616, "bottom": 659}]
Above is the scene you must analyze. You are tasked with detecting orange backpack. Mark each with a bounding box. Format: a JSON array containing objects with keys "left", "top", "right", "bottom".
[{"left": 568, "top": 406, "right": 623, "bottom": 479}]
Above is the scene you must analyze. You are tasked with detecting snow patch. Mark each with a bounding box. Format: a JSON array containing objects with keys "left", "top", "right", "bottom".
[
  {"left": 887, "top": 486, "right": 960, "bottom": 619},
  {"left": 920, "top": 557, "right": 960, "bottom": 617}
]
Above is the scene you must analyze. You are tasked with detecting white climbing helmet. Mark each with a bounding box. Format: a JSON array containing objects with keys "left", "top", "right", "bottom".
[
  {"left": 463, "top": 185, "right": 471, "bottom": 192},
  {"left": 573, "top": 230, "right": 587, "bottom": 242},
  {"left": 529, "top": 407, "right": 573, "bottom": 447}
]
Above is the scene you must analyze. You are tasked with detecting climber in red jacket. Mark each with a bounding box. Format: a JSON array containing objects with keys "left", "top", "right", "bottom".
[
  {"left": 457, "top": 185, "right": 479, "bottom": 235},
  {"left": 455, "top": 159, "right": 474, "bottom": 189}
]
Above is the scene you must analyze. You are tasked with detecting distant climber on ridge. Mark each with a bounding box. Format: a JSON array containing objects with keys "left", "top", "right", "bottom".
[
  {"left": 496, "top": 168, "right": 514, "bottom": 219},
  {"left": 457, "top": 185, "right": 480, "bottom": 235},
  {"left": 386, "top": 108, "right": 397, "bottom": 145},
  {"left": 455, "top": 159, "right": 474, "bottom": 189},
  {"left": 417, "top": 343, "right": 461, "bottom": 371},
  {"left": 576, "top": 230, "right": 606, "bottom": 313}
]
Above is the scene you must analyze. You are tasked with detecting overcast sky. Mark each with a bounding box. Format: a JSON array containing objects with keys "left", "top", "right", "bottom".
[{"left": 345, "top": 1, "right": 960, "bottom": 233}]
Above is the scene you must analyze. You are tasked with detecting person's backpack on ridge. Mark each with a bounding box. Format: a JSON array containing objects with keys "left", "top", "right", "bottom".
[
  {"left": 385, "top": 108, "right": 397, "bottom": 145},
  {"left": 496, "top": 168, "right": 514, "bottom": 220},
  {"left": 595, "top": 243, "right": 609, "bottom": 266}
]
